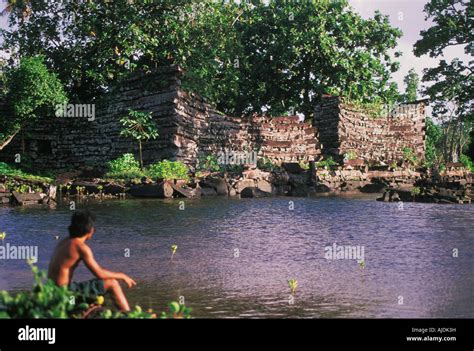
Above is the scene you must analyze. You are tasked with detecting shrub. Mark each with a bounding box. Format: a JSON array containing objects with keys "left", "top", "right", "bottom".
[
  {"left": 257, "top": 157, "right": 275, "bottom": 171},
  {"left": 0, "top": 162, "right": 53, "bottom": 183},
  {"left": 197, "top": 154, "right": 222, "bottom": 173},
  {"left": 148, "top": 160, "right": 189, "bottom": 181},
  {"left": 0, "top": 264, "right": 192, "bottom": 319},
  {"left": 402, "top": 147, "right": 418, "bottom": 166},
  {"left": 316, "top": 156, "right": 337, "bottom": 169},
  {"left": 459, "top": 154, "right": 474, "bottom": 173},
  {"left": 0, "top": 262, "right": 89, "bottom": 319}
]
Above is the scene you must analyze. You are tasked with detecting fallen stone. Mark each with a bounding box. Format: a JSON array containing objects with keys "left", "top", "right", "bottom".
[
  {"left": 256, "top": 180, "right": 274, "bottom": 193},
  {"left": 129, "top": 182, "right": 174, "bottom": 198},
  {"left": 200, "top": 177, "right": 229, "bottom": 195},
  {"left": 234, "top": 179, "right": 255, "bottom": 193},
  {"left": 282, "top": 162, "right": 303, "bottom": 174},
  {"left": 240, "top": 187, "right": 272, "bottom": 198},
  {"left": 200, "top": 187, "right": 217, "bottom": 196},
  {"left": 11, "top": 192, "right": 43, "bottom": 206}
]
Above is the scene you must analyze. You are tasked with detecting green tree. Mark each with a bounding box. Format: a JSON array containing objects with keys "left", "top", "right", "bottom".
[
  {"left": 230, "top": 0, "right": 402, "bottom": 118},
  {"left": 425, "top": 117, "right": 443, "bottom": 167},
  {"left": 403, "top": 68, "right": 420, "bottom": 102},
  {"left": 1, "top": 1, "right": 402, "bottom": 120},
  {"left": 119, "top": 110, "right": 158, "bottom": 169},
  {"left": 414, "top": 0, "right": 473, "bottom": 161},
  {"left": 0, "top": 55, "right": 67, "bottom": 150}
]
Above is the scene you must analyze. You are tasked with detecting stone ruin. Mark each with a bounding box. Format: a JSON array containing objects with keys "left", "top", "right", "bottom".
[{"left": 0, "top": 65, "right": 426, "bottom": 172}]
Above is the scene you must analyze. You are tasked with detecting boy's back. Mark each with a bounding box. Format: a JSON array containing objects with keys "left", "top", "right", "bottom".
[
  {"left": 48, "top": 238, "right": 84, "bottom": 287},
  {"left": 47, "top": 210, "right": 136, "bottom": 311}
]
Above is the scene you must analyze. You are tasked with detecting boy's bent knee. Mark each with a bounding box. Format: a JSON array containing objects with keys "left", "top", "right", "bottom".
[{"left": 104, "top": 278, "right": 119, "bottom": 290}]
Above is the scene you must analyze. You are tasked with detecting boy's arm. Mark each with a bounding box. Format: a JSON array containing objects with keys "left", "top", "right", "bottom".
[{"left": 80, "top": 244, "right": 136, "bottom": 288}]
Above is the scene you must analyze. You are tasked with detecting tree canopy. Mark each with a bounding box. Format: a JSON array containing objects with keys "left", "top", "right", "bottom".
[{"left": 1, "top": 0, "right": 403, "bottom": 119}]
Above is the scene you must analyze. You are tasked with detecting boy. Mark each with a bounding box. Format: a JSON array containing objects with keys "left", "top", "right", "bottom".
[{"left": 48, "top": 210, "right": 136, "bottom": 311}]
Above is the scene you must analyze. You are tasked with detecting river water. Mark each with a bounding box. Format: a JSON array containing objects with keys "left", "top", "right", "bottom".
[{"left": 0, "top": 196, "right": 473, "bottom": 318}]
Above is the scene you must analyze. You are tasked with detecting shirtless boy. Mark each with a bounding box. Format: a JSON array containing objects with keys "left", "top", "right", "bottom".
[{"left": 48, "top": 210, "right": 136, "bottom": 311}]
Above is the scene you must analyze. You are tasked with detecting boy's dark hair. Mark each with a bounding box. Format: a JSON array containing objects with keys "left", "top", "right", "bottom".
[{"left": 68, "top": 211, "right": 96, "bottom": 238}]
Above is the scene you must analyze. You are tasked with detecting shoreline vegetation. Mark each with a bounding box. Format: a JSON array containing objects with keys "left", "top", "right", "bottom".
[
  {"left": 0, "top": 151, "right": 472, "bottom": 206},
  {"left": 0, "top": 262, "right": 191, "bottom": 319}
]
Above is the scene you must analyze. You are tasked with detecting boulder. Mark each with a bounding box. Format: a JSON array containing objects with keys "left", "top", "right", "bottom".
[
  {"left": 360, "top": 182, "right": 387, "bottom": 194},
  {"left": 129, "top": 182, "right": 174, "bottom": 198},
  {"left": 270, "top": 169, "right": 290, "bottom": 185},
  {"left": 313, "top": 184, "right": 331, "bottom": 193},
  {"left": 240, "top": 187, "right": 272, "bottom": 198},
  {"left": 282, "top": 162, "right": 303, "bottom": 174},
  {"left": 200, "top": 177, "right": 229, "bottom": 195},
  {"left": 11, "top": 192, "right": 43, "bottom": 206},
  {"left": 256, "top": 180, "right": 274, "bottom": 194},
  {"left": 200, "top": 187, "right": 218, "bottom": 196},
  {"left": 234, "top": 179, "right": 255, "bottom": 193}
]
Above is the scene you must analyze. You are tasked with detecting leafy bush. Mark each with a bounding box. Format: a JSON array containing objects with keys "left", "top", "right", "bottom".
[
  {"left": 344, "top": 150, "right": 358, "bottom": 161},
  {"left": 0, "top": 263, "right": 88, "bottom": 319},
  {"left": 197, "top": 154, "right": 222, "bottom": 173},
  {"left": 299, "top": 161, "right": 310, "bottom": 170},
  {"left": 459, "top": 154, "right": 474, "bottom": 173},
  {"left": 148, "top": 160, "right": 189, "bottom": 181},
  {"left": 0, "top": 264, "right": 192, "bottom": 319},
  {"left": 316, "top": 156, "right": 338, "bottom": 169},
  {"left": 402, "top": 147, "right": 418, "bottom": 166},
  {"left": 411, "top": 186, "right": 421, "bottom": 197},
  {"left": 105, "top": 154, "right": 146, "bottom": 180},
  {"left": 119, "top": 110, "right": 158, "bottom": 169},
  {"left": 1, "top": 56, "right": 67, "bottom": 148},
  {"left": 0, "top": 162, "right": 53, "bottom": 183},
  {"left": 100, "top": 302, "right": 191, "bottom": 319},
  {"left": 257, "top": 157, "right": 275, "bottom": 171}
]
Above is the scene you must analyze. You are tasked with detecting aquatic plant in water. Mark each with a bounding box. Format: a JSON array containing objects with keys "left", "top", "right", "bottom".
[
  {"left": 171, "top": 245, "right": 178, "bottom": 260},
  {"left": 288, "top": 279, "right": 298, "bottom": 295}
]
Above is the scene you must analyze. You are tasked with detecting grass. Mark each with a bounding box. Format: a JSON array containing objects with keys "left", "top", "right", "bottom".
[{"left": 0, "top": 162, "right": 54, "bottom": 183}]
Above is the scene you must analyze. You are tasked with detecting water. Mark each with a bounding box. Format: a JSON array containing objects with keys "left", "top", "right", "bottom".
[{"left": 0, "top": 196, "right": 473, "bottom": 318}]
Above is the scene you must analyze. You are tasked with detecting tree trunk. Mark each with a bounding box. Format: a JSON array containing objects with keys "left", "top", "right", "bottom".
[
  {"left": 139, "top": 140, "right": 143, "bottom": 169},
  {"left": 0, "top": 131, "right": 19, "bottom": 151}
]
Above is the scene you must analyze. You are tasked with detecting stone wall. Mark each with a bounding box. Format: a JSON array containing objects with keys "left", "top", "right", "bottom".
[
  {"left": 0, "top": 67, "right": 425, "bottom": 172},
  {"left": 314, "top": 96, "right": 426, "bottom": 164},
  {"left": 0, "top": 66, "right": 320, "bottom": 170},
  {"left": 0, "top": 66, "right": 184, "bottom": 170}
]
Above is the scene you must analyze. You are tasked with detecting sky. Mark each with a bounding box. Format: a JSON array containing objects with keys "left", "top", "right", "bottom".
[
  {"left": 0, "top": 0, "right": 470, "bottom": 98},
  {"left": 349, "top": 0, "right": 470, "bottom": 96}
]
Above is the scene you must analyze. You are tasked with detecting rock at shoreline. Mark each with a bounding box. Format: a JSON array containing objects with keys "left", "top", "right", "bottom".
[
  {"left": 11, "top": 192, "right": 43, "bottom": 206},
  {"left": 200, "top": 187, "right": 217, "bottom": 196},
  {"left": 256, "top": 180, "right": 274, "bottom": 194},
  {"left": 200, "top": 177, "right": 228, "bottom": 195},
  {"left": 129, "top": 182, "right": 174, "bottom": 198},
  {"left": 240, "top": 187, "right": 272, "bottom": 198},
  {"left": 234, "top": 179, "right": 255, "bottom": 194}
]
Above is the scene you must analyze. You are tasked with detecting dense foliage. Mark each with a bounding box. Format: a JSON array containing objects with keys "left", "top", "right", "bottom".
[
  {"left": 1, "top": 0, "right": 402, "bottom": 119},
  {"left": 0, "top": 263, "right": 191, "bottom": 319},
  {"left": 0, "top": 55, "right": 67, "bottom": 150},
  {"left": 148, "top": 160, "right": 190, "bottom": 181}
]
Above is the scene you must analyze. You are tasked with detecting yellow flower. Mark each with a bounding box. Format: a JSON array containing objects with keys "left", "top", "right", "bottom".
[{"left": 96, "top": 296, "right": 104, "bottom": 305}]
